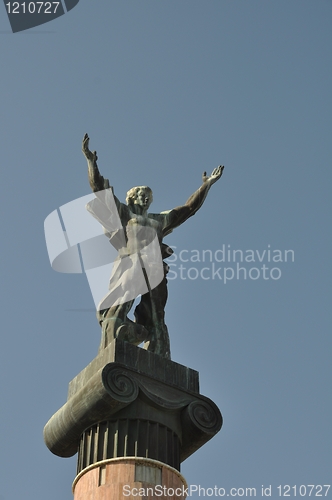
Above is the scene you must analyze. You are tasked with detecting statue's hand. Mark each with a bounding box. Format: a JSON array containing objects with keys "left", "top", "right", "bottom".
[
  {"left": 202, "top": 165, "right": 224, "bottom": 185},
  {"left": 82, "top": 133, "right": 98, "bottom": 162}
]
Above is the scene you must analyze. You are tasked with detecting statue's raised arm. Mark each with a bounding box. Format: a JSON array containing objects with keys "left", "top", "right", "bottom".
[
  {"left": 163, "top": 165, "right": 224, "bottom": 235},
  {"left": 188, "top": 165, "right": 224, "bottom": 211},
  {"left": 82, "top": 133, "right": 110, "bottom": 192}
]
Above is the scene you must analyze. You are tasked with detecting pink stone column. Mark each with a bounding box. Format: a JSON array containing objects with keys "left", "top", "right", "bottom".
[{"left": 73, "top": 457, "right": 188, "bottom": 500}]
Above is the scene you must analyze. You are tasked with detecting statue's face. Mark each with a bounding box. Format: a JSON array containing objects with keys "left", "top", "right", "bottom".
[{"left": 133, "top": 188, "right": 152, "bottom": 209}]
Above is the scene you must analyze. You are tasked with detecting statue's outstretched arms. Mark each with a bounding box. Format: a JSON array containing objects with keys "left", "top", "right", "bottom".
[
  {"left": 82, "top": 133, "right": 110, "bottom": 192},
  {"left": 164, "top": 165, "right": 224, "bottom": 233}
]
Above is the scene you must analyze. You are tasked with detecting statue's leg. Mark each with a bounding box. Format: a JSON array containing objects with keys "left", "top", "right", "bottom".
[
  {"left": 98, "top": 301, "right": 134, "bottom": 350},
  {"left": 134, "top": 271, "right": 171, "bottom": 359},
  {"left": 98, "top": 299, "right": 149, "bottom": 350},
  {"left": 97, "top": 254, "right": 150, "bottom": 350}
]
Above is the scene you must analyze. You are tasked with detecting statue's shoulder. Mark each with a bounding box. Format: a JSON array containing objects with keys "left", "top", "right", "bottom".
[
  {"left": 148, "top": 210, "right": 173, "bottom": 223},
  {"left": 149, "top": 209, "right": 173, "bottom": 218},
  {"left": 148, "top": 210, "right": 175, "bottom": 236}
]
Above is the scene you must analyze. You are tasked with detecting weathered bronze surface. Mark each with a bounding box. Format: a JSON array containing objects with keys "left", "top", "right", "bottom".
[{"left": 82, "top": 134, "right": 224, "bottom": 359}]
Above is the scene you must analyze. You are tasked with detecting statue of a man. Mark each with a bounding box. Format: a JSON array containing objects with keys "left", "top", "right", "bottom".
[{"left": 82, "top": 133, "right": 224, "bottom": 359}]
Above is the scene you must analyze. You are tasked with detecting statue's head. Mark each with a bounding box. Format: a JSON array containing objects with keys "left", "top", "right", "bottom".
[{"left": 126, "top": 186, "right": 153, "bottom": 210}]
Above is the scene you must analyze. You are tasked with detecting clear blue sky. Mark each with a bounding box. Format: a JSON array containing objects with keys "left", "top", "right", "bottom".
[{"left": 0, "top": 1, "right": 331, "bottom": 499}]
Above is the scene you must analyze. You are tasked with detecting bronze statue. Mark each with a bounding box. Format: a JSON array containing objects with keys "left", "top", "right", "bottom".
[{"left": 82, "top": 133, "right": 224, "bottom": 359}]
